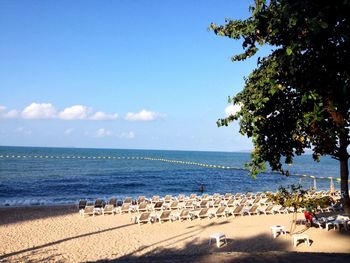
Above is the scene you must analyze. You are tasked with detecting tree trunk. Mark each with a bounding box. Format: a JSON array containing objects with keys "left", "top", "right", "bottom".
[
  {"left": 339, "top": 132, "right": 350, "bottom": 214},
  {"left": 289, "top": 211, "right": 297, "bottom": 234}
]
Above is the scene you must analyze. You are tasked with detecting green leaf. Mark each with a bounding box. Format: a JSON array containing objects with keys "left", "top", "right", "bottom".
[{"left": 286, "top": 47, "right": 293, "bottom": 56}]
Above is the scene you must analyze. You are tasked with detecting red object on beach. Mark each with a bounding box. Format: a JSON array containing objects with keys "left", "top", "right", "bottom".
[{"left": 304, "top": 211, "right": 313, "bottom": 226}]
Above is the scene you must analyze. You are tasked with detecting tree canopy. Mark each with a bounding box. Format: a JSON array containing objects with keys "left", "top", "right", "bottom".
[{"left": 210, "top": 0, "right": 350, "bottom": 212}]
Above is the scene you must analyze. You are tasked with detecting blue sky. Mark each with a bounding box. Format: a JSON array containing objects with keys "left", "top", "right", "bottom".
[{"left": 0, "top": 0, "right": 268, "bottom": 152}]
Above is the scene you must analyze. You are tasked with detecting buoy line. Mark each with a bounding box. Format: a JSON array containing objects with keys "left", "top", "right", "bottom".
[{"left": 0, "top": 154, "right": 346, "bottom": 183}]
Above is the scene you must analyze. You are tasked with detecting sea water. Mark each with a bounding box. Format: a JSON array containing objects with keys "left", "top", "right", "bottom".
[{"left": 0, "top": 146, "right": 342, "bottom": 207}]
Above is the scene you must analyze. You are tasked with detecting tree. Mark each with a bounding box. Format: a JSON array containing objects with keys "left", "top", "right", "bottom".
[{"left": 210, "top": 0, "right": 350, "bottom": 213}]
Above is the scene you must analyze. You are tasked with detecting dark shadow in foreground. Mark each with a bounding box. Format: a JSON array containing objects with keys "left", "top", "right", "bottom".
[{"left": 89, "top": 232, "right": 350, "bottom": 263}]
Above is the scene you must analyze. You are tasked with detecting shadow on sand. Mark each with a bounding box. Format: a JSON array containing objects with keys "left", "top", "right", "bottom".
[
  {"left": 0, "top": 205, "right": 77, "bottom": 226},
  {"left": 90, "top": 231, "right": 350, "bottom": 263}
]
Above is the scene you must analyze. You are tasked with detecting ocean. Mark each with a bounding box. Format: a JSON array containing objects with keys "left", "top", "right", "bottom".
[{"left": 0, "top": 146, "right": 342, "bottom": 207}]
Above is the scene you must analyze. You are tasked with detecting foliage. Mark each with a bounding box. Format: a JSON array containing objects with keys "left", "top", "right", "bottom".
[
  {"left": 210, "top": 0, "right": 350, "bottom": 212},
  {"left": 211, "top": 0, "right": 350, "bottom": 174},
  {"left": 267, "top": 185, "right": 333, "bottom": 211},
  {"left": 267, "top": 185, "right": 307, "bottom": 211}
]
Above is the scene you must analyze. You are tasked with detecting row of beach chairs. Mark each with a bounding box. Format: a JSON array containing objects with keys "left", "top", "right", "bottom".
[{"left": 78, "top": 191, "right": 343, "bottom": 219}]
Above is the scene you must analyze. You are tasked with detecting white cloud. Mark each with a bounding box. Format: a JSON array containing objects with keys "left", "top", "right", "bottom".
[
  {"left": 119, "top": 131, "right": 135, "bottom": 139},
  {"left": 0, "top": 105, "right": 18, "bottom": 119},
  {"left": 225, "top": 103, "right": 242, "bottom": 116},
  {"left": 17, "top": 103, "right": 118, "bottom": 121},
  {"left": 89, "top": 111, "right": 118, "bottom": 120},
  {"left": 58, "top": 105, "right": 89, "bottom": 120},
  {"left": 5, "top": 110, "right": 19, "bottom": 118},
  {"left": 95, "top": 128, "right": 113, "bottom": 138},
  {"left": 21, "top": 103, "right": 57, "bottom": 119},
  {"left": 125, "top": 109, "right": 162, "bottom": 121}
]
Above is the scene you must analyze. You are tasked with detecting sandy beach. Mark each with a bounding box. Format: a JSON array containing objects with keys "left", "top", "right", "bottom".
[{"left": 0, "top": 204, "right": 350, "bottom": 262}]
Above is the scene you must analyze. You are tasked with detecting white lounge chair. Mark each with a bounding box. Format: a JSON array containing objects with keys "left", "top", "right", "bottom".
[
  {"left": 81, "top": 205, "right": 96, "bottom": 217},
  {"left": 158, "top": 210, "right": 172, "bottom": 223},
  {"left": 258, "top": 204, "right": 274, "bottom": 215},
  {"left": 230, "top": 205, "right": 244, "bottom": 216},
  {"left": 102, "top": 204, "right": 116, "bottom": 215},
  {"left": 179, "top": 209, "right": 191, "bottom": 221},
  {"left": 137, "top": 212, "right": 152, "bottom": 225},
  {"left": 192, "top": 208, "right": 210, "bottom": 220},
  {"left": 123, "top": 197, "right": 133, "bottom": 204},
  {"left": 163, "top": 195, "right": 173, "bottom": 203},
  {"left": 169, "top": 200, "right": 180, "bottom": 210},
  {"left": 78, "top": 200, "right": 87, "bottom": 215},
  {"left": 211, "top": 206, "right": 227, "bottom": 218},
  {"left": 243, "top": 204, "right": 259, "bottom": 216},
  {"left": 120, "top": 203, "right": 131, "bottom": 214},
  {"left": 137, "top": 202, "right": 148, "bottom": 213}
]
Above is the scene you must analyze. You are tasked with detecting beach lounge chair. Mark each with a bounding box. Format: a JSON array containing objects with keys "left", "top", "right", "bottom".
[
  {"left": 151, "top": 195, "right": 160, "bottom": 203},
  {"left": 188, "top": 193, "right": 197, "bottom": 201},
  {"left": 78, "top": 200, "right": 87, "bottom": 215},
  {"left": 273, "top": 205, "right": 289, "bottom": 214},
  {"left": 198, "top": 200, "right": 209, "bottom": 208},
  {"left": 225, "top": 198, "right": 235, "bottom": 207},
  {"left": 252, "top": 197, "right": 261, "bottom": 205},
  {"left": 164, "top": 195, "right": 173, "bottom": 203},
  {"left": 245, "top": 192, "right": 254, "bottom": 199},
  {"left": 224, "top": 193, "right": 233, "bottom": 200},
  {"left": 94, "top": 199, "right": 104, "bottom": 208},
  {"left": 243, "top": 204, "right": 259, "bottom": 216},
  {"left": 179, "top": 209, "right": 191, "bottom": 221},
  {"left": 211, "top": 193, "right": 221, "bottom": 200},
  {"left": 93, "top": 199, "right": 104, "bottom": 214},
  {"left": 153, "top": 201, "right": 164, "bottom": 211},
  {"left": 177, "top": 194, "right": 186, "bottom": 202},
  {"left": 211, "top": 206, "right": 227, "bottom": 218},
  {"left": 108, "top": 197, "right": 117, "bottom": 207},
  {"left": 211, "top": 199, "right": 221, "bottom": 208},
  {"left": 158, "top": 210, "right": 172, "bottom": 223},
  {"left": 137, "top": 196, "right": 146, "bottom": 204},
  {"left": 137, "top": 212, "right": 152, "bottom": 225},
  {"left": 102, "top": 204, "right": 116, "bottom": 215},
  {"left": 82, "top": 205, "right": 96, "bottom": 217},
  {"left": 169, "top": 200, "right": 179, "bottom": 210},
  {"left": 193, "top": 208, "right": 210, "bottom": 220},
  {"left": 259, "top": 198, "right": 269, "bottom": 206},
  {"left": 331, "top": 202, "right": 343, "bottom": 211},
  {"left": 234, "top": 193, "right": 242, "bottom": 200},
  {"left": 184, "top": 200, "right": 194, "bottom": 209},
  {"left": 239, "top": 198, "right": 248, "bottom": 205},
  {"left": 258, "top": 204, "right": 274, "bottom": 215},
  {"left": 120, "top": 203, "right": 131, "bottom": 214},
  {"left": 201, "top": 194, "right": 209, "bottom": 200},
  {"left": 231, "top": 205, "right": 244, "bottom": 216},
  {"left": 123, "top": 197, "right": 133, "bottom": 204},
  {"left": 280, "top": 206, "right": 290, "bottom": 214},
  {"left": 137, "top": 202, "right": 148, "bottom": 213},
  {"left": 311, "top": 217, "right": 327, "bottom": 229}
]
